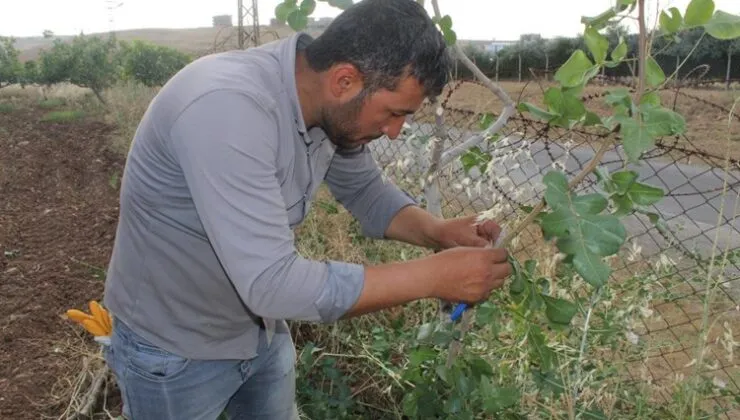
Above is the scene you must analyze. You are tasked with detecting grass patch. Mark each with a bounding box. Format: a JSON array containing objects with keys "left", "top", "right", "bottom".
[
  {"left": 0, "top": 103, "right": 15, "bottom": 113},
  {"left": 40, "top": 110, "right": 85, "bottom": 123},
  {"left": 38, "top": 97, "right": 67, "bottom": 109},
  {"left": 101, "top": 80, "right": 159, "bottom": 154}
]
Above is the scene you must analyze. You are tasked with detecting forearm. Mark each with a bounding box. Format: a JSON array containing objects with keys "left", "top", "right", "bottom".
[
  {"left": 341, "top": 255, "right": 442, "bottom": 319},
  {"left": 383, "top": 204, "right": 444, "bottom": 249}
]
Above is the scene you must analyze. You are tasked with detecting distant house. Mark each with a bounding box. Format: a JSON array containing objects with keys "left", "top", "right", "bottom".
[
  {"left": 483, "top": 40, "right": 517, "bottom": 54},
  {"left": 462, "top": 39, "right": 517, "bottom": 55},
  {"left": 212, "top": 15, "right": 233, "bottom": 27}
]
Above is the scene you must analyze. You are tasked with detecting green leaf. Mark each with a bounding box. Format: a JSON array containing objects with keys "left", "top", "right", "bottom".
[
  {"left": 685, "top": 0, "right": 715, "bottom": 27},
  {"left": 583, "top": 111, "right": 602, "bottom": 126},
  {"left": 528, "top": 326, "right": 554, "bottom": 371},
  {"left": 299, "top": 0, "right": 316, "bottom": 14},
  {"left": 611, "top": 194, "right": 634, "bottom": 216},
  {"left": 584, "top": 27, "right": 609, "bottom": 64},
  {"left": 645, "top": 56, "right": 666, "bottom": 87},
  {"left": 483, "top": 385, "right": 520, "bottom": 414},
  {"left": 660, "top": 7, "right": 683, "bottom": 34},
  {"left": 618, "top": 115, "right": 656, "bottom": 161},
  {"left": 605, "top": 87, "right": 632, "bottom": 109},
  {"left": 610, "top": 37, "right": 628, "bottom": 62},
  {"left": 612, "top": 170, "right": 638, "bottom": 194},
  {"left": 275, "top": 2, "right": 298, "bottom": 22},
  {"left": 628, "top": 182, "right": 665, "bottom": 206},
  {"left": 287, "top": 9, "right": 309, "bottom": 30},
  {"left": 542, "top": 295, "right": 579, "bottom": 325},
  {"left": 468, "top": 356, "right": 494, "bottom": 379},
  {"left": 459, "top": 146, "right": 491, "bottom": 174},
  {"left": 641, "top": 104, "right": 687, "bottom": 136},
  {"left": 581, "top": 9, "right": 618, "bottom": 30},
  {"left": 409, "top": 347, "right": 436, "bottom": 366},
  {"left": 544, "top": 87, "right": 586, "bottom": 125},
  {"left": 479, "top": 113, "right": 495, "bottom": 130},
  {"left": 540, "top": 171, "right": 625, "bottom": 286},
  {"left": 554, "top": 50, "right": 596, "bottom": 88},
  {"left": 640, "top": 91, "right": 661, "bottom": 106},
  {"left": 439, "top": 15, "right": 453, "bottom": 29},
  {"left": 517, "top": 102, "right": 559, "bottom": 122},
  {"left": 704, "top": 11, "right": 740, "bottom": 39},
  {"left": 572, "top": 250, "right": 612, "bottom": 286}
]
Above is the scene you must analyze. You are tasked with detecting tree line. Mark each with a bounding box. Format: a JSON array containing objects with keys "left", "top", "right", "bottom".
[
  {"left": 455, "top": 25, "right": 740, "bottom": 84},
  {"left": 2, "top": 24, "right": 738, "bottom": 102},
  {"left": 0, "top": 34, "right": 192, "bottom": 103}
]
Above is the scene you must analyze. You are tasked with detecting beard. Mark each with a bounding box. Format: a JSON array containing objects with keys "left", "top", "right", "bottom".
[{"left": 319, "top": 92, "right": 383, "bottom": 150}]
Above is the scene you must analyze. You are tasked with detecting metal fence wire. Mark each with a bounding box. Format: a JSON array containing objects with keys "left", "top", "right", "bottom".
[{"left": 368, "top": 78, "right": 740, "bottom": 417}]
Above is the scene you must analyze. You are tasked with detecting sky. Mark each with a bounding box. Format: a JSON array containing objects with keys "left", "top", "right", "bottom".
[{"left": 1, "top": 0, "right": 738, "bottom": 41}]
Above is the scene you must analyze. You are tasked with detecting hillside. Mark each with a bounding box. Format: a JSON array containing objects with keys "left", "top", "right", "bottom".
[
  {"left": 14, "top": 25, "right": 324, "bottom": 62},
  {"left": 13, "top": 25, "right": 488, "bottom": 62}
]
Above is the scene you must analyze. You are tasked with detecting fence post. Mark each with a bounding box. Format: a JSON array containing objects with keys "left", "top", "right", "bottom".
[
  {"left": 518, "top": 53, "right": 522, "bottom": 82},
  {"left": 726, "top": 46, "right": 732, "bottom": 90},
  {"left": 495, "top": 52, "right": 500, "bottom": 82}
]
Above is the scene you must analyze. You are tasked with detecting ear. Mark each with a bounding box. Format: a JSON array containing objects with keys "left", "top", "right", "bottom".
[{"left": 327, "top": 63, "right": 363, "bottom": 100}]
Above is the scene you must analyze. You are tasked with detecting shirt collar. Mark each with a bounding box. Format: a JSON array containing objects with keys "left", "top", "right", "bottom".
[{"left": 281, "top": 32, "right": 314, "bottom": 139}]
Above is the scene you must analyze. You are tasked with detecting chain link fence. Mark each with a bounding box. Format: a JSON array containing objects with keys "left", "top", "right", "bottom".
[{"left": 368, "top": 78, "right": 740, "bottom": 417}]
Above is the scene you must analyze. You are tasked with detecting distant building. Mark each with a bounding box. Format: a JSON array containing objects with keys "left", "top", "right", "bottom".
[
  {"left": 463, "top": 39, "right": 517, "bottom": 55},
  {"left": 307, "top": 17, "right": 333, "bottom": 30},
  {"left": 213, "top": 15, "right": 233, "bottom": 27},
  {"left": 483, "top": 40, "right": 517, "bottom": 54}
]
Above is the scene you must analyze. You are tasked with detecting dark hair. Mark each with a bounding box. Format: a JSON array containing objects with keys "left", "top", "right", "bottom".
[{"left": 304, "top": 0, "right": 452, "bottom": 99}]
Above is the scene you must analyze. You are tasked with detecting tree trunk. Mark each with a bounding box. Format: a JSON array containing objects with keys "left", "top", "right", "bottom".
[{"left": 93, "top": 88, "right": 107, "bottom": 106}]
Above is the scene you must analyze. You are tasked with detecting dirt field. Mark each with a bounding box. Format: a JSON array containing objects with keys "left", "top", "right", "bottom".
[{"left": 0, "top": 104, "right": 125, "bottom": 419}]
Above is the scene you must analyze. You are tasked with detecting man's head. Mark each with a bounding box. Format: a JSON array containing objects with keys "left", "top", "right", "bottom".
[{"left": 302, "top": 0, "right": 452, "bottom": 149}]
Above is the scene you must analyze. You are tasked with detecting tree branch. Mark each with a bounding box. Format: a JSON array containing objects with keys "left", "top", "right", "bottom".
[{"left": 429, "top": 0, "right": 516, "bottom": 170}]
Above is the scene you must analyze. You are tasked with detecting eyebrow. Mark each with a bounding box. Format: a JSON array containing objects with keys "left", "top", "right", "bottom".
[{"left": 392, "top": 108, "right": 417, "bottom": 115}]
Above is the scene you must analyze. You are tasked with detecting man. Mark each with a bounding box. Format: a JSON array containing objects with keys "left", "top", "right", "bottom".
[{"left": 102, "top": 0, "right": 512, "bottom": 418}]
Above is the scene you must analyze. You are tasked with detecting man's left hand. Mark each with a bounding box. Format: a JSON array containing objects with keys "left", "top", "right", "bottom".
[{"left": 432, "top": 215, "right": 503, "bottom": 250}]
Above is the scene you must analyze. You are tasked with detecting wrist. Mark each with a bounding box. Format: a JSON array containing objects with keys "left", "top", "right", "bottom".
[{"left": 421, "top": 214, "right": 445, "bottom": 249}]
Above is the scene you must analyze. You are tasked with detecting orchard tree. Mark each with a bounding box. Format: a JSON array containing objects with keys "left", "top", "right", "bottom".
[
  {"left": 0, "top": 36, "right": 23, "bottom": 89},
  {"left": 37, "top": 34, "right": 118, "bottom": 104},
  {"left": 117, "top": 40, "right": 192, "bottom": 87}
]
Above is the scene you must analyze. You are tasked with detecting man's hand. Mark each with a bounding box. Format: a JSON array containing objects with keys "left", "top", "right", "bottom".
[
  {"left": 384, "top": 205, "right": 503, "bottom": 250},
  {"left": 342, "top": 246, "right": 512, "bottom": 319},
  {"left": 431, "top": 214, "right": 503, "bottom": 250}
]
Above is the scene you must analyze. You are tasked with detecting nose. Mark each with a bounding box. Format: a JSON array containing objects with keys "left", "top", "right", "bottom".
[{"left": 382, "top": 117, "right": 406, "bottom": 140}]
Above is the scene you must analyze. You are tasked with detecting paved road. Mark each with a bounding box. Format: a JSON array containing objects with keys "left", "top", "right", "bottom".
[{"left": 369, "top": 122, "right": 740, "bottom": 264}]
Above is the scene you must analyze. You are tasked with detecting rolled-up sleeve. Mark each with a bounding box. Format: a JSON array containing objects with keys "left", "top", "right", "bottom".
[
  {"left": 325, "top": 146, "right": 417, "bottom": 239},
  {"left": 170, "top": 90, "right": 364, "bottom": 323}
]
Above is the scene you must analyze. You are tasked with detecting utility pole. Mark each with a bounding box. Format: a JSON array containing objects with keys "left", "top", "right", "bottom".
[
  {"left": 105, "top": 1, "right": 124, "bottom": 34},
  {"left": 237, "top": 0, "right": 261, "bottom": 49}
]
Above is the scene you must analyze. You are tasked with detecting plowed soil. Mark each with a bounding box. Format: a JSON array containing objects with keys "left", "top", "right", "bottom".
[{"left": 0, "top": 105, "right": 125, "bottom": 419}]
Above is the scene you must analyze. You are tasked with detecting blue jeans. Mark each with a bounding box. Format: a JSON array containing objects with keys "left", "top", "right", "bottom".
[{"left": 104, "top": 317, "right": 299, "bottom": 420}]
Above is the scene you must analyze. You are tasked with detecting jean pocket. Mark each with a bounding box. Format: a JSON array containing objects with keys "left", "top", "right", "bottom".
[{"left": 126, "top": 339, "right": 191, "bottom": 383}]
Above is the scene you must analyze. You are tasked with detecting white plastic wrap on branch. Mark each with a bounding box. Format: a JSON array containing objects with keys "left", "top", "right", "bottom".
[
  {"left": 430, "top": 0, "right": 516, "bottom": 172},
  {"left": 439, "top": 104, "right": 516, "bottom": 168}
]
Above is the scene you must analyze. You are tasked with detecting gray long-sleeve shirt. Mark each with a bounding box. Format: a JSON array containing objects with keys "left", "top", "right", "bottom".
[{"left": 103, "top": 32, "right": 416, "bottom": 360}]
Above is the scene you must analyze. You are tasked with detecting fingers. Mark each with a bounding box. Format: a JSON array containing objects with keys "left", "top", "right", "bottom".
[
  {"left": 487, "top": 247, "right": 509, "bottom": 263},
  {"left": 476, "top": 219, "right": 502, "bottom": 243}
]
